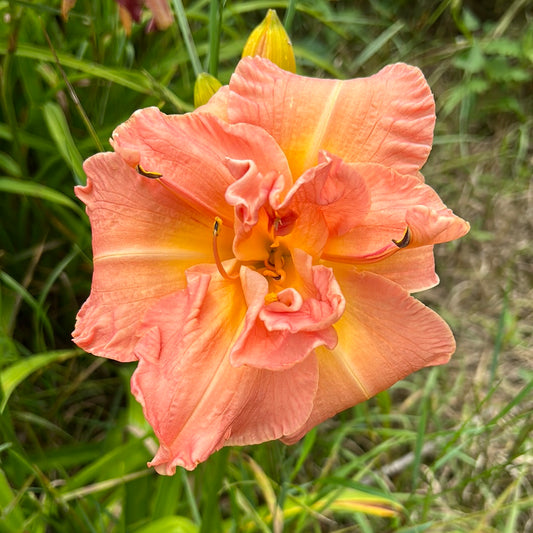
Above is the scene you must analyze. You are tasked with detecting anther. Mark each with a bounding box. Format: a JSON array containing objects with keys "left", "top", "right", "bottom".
[
  {"left": 213, "top": 216, "right": 222, "bottom": 236},
  {"left": 136, "top": 164, "right": 162, "bottom": 179},
  {"left": 392, "top": 227, "right": 411, "bottom": 248},
  {"left": 212, "top": 217, "right": 239, "bottom": 281},
  {"left": 261, "top": 268, "right": 286, "bottom": 283},
  {"left": 264, "top": 292, "right": 279, "bottom": 304}
]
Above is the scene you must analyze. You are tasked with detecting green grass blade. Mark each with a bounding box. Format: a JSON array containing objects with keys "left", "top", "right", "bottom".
[
  {"left": 351, "top": 20, "right": 405, "bottom": 71},
  {"left": 0, "top": 177, "right": 82, "bottom": 212},
  {"left": 132, "top": 516, "right": 198, "bottom": 533},
  {"left": 0, "top": 42, "right": 154, "bottom": 94},
  {"left": 171, "top": 0, "right": 203, "bottom": 76},
  {"left": 207, "top": 0, "right": 223, "bottom": 76},
  {"left": 0, "top": 271, "right": 54, "bottom": 346},
  {"left": 0, "top": 469, "right": 26, "bottom": 532},
  {"left": 0, "top": 152, "right": 21, "bottom": 178},
  {"left": 0, "top": 349, "right": 81, "bottom": 412},
  {"left": 42, "top": 102, "right": 85, "bottom": 185},
  {"left": 283, "top": 0, "right": 297, "bottom": 32}
]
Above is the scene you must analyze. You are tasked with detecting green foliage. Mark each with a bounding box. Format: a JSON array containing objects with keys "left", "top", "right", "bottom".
[{"left": 0, "top": 0, "right": 531, "bottom": 532}]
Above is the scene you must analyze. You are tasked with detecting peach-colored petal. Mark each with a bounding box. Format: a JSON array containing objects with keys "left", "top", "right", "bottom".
[
  {"left": 351, "top": 245, "right": 439, "bottom": 293},
  {"left": 73, "top": 153, "right": 222, "bottom": 361},
  {"left": 230, "top": 251, "right": 344, "bottom": 370},
  {"left": 225, "top": 159, "right": 292, "bottom": 262},
  {"left": 261, "top": 250, "right": 345, "bottom": 333},
  {"left": 407, "top": 205, "right": 470, "bottom": 245},
  {"left": 279, "top": 152, "right": 370, "bottom": 257},
  {"left": 111, "top": 107, "right": 290, "bottom": 223},
  {"left": 225, "top": 159, "right": 291, "bottom": 229},
  {"left": 322, "top": 163, "right": 469, "bottom": 263},
  {"left": 131, "top": 266, "right": 318, "bottom": 472},
  {"left": 283, "top": 270, "right": 456, "bottom": 444},
  {"left": 229, "top": 259, "right": 344, "bottom": 370},
  {"left": 224, "top": 353, "right": 318, "bottom": 446},
  {"left": 229, "top": 57, "right": 435, "bottom": 178}
]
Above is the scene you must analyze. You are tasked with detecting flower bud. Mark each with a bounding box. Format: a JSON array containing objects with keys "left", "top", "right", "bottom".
[
  {"left": 242, "top": 9, "right": 296, "bottom": 73},
  {"left": 194, "top": 72, "right": 223, "bottom": 108}
]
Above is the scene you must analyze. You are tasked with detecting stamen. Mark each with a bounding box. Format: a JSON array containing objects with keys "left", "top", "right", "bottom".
[
  {"left": 392, "top": 227, "right": 411, "bottom": 248},
  {"left": 261, "top": 268, "right": 286, "bottom": 283},
  {"left": 264, "top": 292, "right": 279, "bottom": 304},
  {"left": 212, "top": 217, "right": 239, "bottom": 281},
  {"left": 136, "top": 164, "right": 162, "bottom": 179},
  {"left": 262, "top": 243, "right": 286, "bottom": 283},
  {"left": 270, "top": 238, "right": 281, "bottom": 249}
]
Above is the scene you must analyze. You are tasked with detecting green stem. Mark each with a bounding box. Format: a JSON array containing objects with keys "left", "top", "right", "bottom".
[
  {"left": 180, "top": 468, "right": 201, "bottom": 525},
  {"left": 171, "top": 0, "right": 203, "bottom": 77},
  {"left": 199, "top": 447, "right": 229, "bottom": 533},
  {"left": 283, "top": 0, "right": 297, "bottom": 33},
  {"left": 208, "top": 0, "right": 223, "bottom": 77}
]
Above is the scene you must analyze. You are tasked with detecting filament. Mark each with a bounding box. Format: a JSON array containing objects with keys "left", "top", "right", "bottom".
[{"left": 212, "top": 217, "right": 239, "bottom": 281}]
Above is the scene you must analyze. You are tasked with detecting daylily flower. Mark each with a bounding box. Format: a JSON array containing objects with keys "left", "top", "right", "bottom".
[{"left": 73, "top": 57, "right": 469, "bottom": 474}]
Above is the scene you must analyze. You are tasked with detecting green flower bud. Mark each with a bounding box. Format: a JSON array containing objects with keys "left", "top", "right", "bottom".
[{"left": 194, "top": 72, "right": 223, "bottom": 108}]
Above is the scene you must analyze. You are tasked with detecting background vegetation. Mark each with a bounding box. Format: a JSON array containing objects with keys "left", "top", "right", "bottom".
[{"left": 0, "top": 0, "right": 531, "bottom": 531}]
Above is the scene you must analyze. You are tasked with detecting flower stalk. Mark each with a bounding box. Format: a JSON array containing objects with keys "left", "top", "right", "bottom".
[{"left": 170, "top": 0, "right": 203, "bottom": 76}]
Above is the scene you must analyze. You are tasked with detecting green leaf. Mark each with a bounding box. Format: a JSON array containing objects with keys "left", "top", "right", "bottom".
[
  {"left": 42, "top": 102, "right": 85, "bottom": 185},
  {"left": 0, "top": 469, "right": 26, "bottom": 533},
  {"left": 0, "top": 349, "right": 81, "bottom": 412},
  {"left": 132, "top": 516, "right": 198, "bottom": 533},
  {"left": 0, "top": 177, "right": 82, "bottom": 213},
  {"left": 0, "top": 152, "right": 21, "bottom": 178},
  {"left": 351, "top": 20, "right": 405, "bottom": 71}
]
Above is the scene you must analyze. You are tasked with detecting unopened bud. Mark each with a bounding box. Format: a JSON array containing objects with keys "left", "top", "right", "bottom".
[
  {"left": 194, "top": 73, "right": 223, "bottom": 108},
  {"left": 242, "top": 9, "right": 296, "bottom": 73}
]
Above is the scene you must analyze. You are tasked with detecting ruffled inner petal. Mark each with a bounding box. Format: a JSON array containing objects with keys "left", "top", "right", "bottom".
[
  {"left": 229, "top": 251, "right": 345, "bottom": 370},
  {"left": 276, "top": 151, "right": 370, "bottom": 257},
  {"left": 406, "top": 205, "right": 470, "bottom": 245},
  {"left": 225, "top": 160, "right": 285, "bottom": 229},
  {"left": 322, "top": 163, "right": 469, "bottom": 263},
  {"left": 280, "top": 151, "right": 370, "bottom": 237}
]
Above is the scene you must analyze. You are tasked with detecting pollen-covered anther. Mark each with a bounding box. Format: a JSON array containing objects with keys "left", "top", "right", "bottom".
[
  {"left": 262, "top": 268, "right": 286, "bottom": 283},
  {"left": 136, "top": 164, "right": 162, "bottom": 179},
  {"left": 212, "top": 217, "right": 239, "bottom": 281},
  {"left": 264, "top": 292, "right": 279, "bottom": 304},
  {"left": 392, "top": 227, "right": 411, "bottom": 248}
]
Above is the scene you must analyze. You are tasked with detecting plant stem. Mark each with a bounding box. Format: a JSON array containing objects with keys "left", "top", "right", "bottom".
[
  {"left": 171, "top": 0, "right": 203, "bottom": 77},
  {"left": 208, "top": 0, "right": 223, "bottom": 77},
  {"left": 283, "top": 0, "right": 297, "bottom": 33}
]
